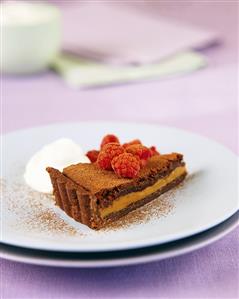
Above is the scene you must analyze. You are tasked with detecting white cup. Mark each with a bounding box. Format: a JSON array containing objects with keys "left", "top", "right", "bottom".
[{"left": 1, "top": 1, "right": 61, "bottom": 74}]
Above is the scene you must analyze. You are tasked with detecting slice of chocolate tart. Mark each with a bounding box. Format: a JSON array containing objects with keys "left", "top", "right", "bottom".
[{"left": 47, "top": 153, "right": 187, "bottom": 229}]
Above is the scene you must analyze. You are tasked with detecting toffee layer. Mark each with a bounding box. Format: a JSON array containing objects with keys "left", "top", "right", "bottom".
[
  {"left": 104, "top": 172, "right": 186, "bottom": 224},
  {"left": 100, "top": 166, "right": 186, "bottom": 218}
]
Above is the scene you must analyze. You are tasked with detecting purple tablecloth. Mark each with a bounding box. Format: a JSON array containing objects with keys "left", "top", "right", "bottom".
[{"left": 1, "top": 2, "right": 238, "bottom": 298}]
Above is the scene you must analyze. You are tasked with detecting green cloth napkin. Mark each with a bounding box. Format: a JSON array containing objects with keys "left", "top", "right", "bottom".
[{"left": 52, "top": 51, "right": 207, "bottom": 88}]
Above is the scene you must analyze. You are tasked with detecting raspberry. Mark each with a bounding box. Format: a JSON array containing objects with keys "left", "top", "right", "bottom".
[
  {"left": 126, "top": 144, "right": 151, "bottom": 161},
  {"left": 97, "top": 143, "right": 125, "bottom": 170},
  {"left": 111, "top": 153, "right": 141, "bottom": 178},
  {"left": 122, "top": 139, "right": 141, "bottom": 149},
  {"left": 86, "top": 150, "right": 99, "bottom": 163},
  {"left": 149, "top": 146, "right": 160, "bottom": 157},
  {"left": 100, "top": 134, "right": 120, "bottom": 149},
  {"left": 140, "top": 159, "right": 148, "bottom": 167}
]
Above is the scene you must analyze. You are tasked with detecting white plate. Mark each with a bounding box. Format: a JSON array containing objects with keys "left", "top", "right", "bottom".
[
  {"left": 1, "top": 212, "right": 238, "bottom": 268},
  {"left": 1, "top": 122, "right": 238, "bottom": 252}
]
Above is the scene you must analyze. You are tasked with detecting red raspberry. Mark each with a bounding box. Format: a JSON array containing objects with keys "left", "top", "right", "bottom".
[
  {"left": 149, "top": 146, "right": 160, "bottom": 157},
  {"left": 111, "top": 153, "right": 141, "bottom": 178},
  {"left": 122, "top": 139, "right": 141, "bottom": 149},
  {"left": 140, "top": 159, "right": 148, "bottom": 167},
  {"left": 100, "top": 134, "right": 120, "bottom": 149},
  {"left": 126, "top": 144, "right": 151, "bottom": 161},
  {"left": 86, "top": 150, "right": 99, "bottom": 163},
  {"left": 97, "top": 143, "right": 125, "bottom": 170}
]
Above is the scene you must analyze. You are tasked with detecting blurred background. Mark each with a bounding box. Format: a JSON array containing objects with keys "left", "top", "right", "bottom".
[{"left": 1, "top": 0, "right": 238, "bottom": 152}]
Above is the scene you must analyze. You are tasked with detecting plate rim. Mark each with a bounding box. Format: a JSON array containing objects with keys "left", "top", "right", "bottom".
[{"left": 1, "top": 212, "right": 238, "bottom": 268}]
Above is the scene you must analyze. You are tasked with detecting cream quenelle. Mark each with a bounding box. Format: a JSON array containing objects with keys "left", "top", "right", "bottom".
[{"left": 24, "top": 138, "right": 90, "bottom": 193}]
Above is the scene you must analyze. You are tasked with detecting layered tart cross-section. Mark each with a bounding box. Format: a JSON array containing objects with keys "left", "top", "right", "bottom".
[{"left": 47, "top": 152, "right": 187, "bottom": 229}]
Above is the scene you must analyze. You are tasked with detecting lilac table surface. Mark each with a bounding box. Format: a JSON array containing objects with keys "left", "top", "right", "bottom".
[{"left": 1, "top": 2, "right": 238, "bottom": 299}]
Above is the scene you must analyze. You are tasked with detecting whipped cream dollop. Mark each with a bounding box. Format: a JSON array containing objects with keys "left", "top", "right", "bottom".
[{"left": 24, "top": 138, "right": 90, "bottom": 193}]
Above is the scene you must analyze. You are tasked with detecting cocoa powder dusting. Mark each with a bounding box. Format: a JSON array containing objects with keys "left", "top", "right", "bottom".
[
  {"left": 1, "top": 178, "right": 83, "bottom": 237},
  {"left": 1, "top": 172, "right": 193, "bottom": 238}
]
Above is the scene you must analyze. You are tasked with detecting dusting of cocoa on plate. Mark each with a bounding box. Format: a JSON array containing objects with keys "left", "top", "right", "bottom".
[
  {"left": 2, "top": 175, "right": 189, "bottom": 235},
  {"left": 1, "top": 179, "right": 83, "bottom": 237},
  {"left": 23, "top": 210, "right": 77, "bottom": 236}
]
